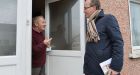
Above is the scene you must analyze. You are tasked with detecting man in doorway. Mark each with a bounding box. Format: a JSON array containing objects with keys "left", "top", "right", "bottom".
[
  {"left": 84, "top": 0, "right": 124, "bottom": 75},
  {"left": 32, "top": 15, "right": 52, "bottom": 75}
]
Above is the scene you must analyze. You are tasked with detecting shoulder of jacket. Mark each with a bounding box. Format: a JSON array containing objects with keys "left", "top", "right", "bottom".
[{"left": 104, "top": 14, "right": 114, "bottom": 18}]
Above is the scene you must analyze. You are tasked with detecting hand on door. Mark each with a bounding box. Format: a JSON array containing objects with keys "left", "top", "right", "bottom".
[{"left": 43, "top": 37, "right": 52, "bottom": 48}]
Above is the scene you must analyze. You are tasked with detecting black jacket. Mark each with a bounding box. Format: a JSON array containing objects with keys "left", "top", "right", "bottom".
[{"left": 84, "top": 10, "right": 124, "bottom": 75}]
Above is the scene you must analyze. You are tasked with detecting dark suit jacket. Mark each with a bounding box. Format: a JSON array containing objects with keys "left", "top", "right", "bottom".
[{"left": 84, "top": 10, "right": 124, "bottom": 75}]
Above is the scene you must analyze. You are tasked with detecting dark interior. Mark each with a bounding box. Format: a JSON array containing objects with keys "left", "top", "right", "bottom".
[{"left": 32, "top": 0, "right": 45, "bottom": 17}]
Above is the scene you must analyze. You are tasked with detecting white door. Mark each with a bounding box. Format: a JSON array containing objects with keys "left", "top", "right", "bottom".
[
  {"left": 0, "top": 0, "right": 32, "bottom": 75},
  {"left": 45, "top": 0, "right": 85, "bottom": 75}
]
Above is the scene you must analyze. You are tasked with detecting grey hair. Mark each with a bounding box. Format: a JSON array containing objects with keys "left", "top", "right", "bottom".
[
  {"left": 32, "top": 16, "right": 44, "bottom": 26},
  {"left": 90, "top": 0, "right": 101, "bottom": 10}
]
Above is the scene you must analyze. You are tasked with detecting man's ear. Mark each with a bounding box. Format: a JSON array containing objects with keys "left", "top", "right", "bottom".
[
  {"left": 35, "top": 23, "right": 38, "bottom": 27},
  {"left": 93, "top": 5, "right": 97, "bottom": 10}
]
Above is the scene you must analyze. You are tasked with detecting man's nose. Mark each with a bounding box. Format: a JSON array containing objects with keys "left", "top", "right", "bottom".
[{"left": 43, "top": 24, "right": 46, "bottom": 27}]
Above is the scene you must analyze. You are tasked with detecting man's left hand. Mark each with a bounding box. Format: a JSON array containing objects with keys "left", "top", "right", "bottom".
[{"left": 111, "top": 69, "right": 119, "bottom": 75}]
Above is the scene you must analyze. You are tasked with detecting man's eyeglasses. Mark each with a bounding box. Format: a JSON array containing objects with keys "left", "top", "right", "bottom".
[{"left": 84, "top": 6, "right": 92, "bottom": 10}]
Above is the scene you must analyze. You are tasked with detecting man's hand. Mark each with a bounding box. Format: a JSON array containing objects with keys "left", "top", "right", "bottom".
[
  {"left": 108, "top": 68, "right": 119, "bottom": 75},
  {"left": 43, "top": 37, "right": 52, "bottom": 48}
]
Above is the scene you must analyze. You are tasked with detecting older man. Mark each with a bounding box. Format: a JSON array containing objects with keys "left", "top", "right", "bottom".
[
  {"left": 32, "top": 16, "right": 52, "bottom": 75},
  {"left": 84, "top": 0, "right": 124, "bottom": 75}
]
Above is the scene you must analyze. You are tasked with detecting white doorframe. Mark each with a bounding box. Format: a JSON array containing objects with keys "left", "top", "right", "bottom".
[
  {"left": 79, "top": 0, "right": 86, "bottom": 73},
  {"left": 25, "top": 0, "right": 32, "bottom": 75},
  {"left": 17, "top": 0, "right": 32, "bottom": 75}
]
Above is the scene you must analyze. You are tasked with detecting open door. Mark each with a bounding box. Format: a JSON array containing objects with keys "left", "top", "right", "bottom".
[
  {"left": 0, "top": 0, "right": 32, "bottom": 75},
  {"left": 45, "top": 0, "right": 85, "bottom": 75}
]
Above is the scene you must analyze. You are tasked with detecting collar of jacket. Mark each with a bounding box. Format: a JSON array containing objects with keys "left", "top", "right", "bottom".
[{"left": 95, "top": 9, "right": 105, "bottom": 22}]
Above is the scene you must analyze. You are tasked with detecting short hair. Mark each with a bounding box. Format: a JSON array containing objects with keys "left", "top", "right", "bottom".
[
  {"left": 32, "top": 16, "right": 44, "bottom": 26},
  {"left": 90, "top": 0, "right": 101, "bottom": 10}
]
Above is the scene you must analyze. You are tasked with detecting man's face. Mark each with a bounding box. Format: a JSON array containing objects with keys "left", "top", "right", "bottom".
[
  {"left": 84, "top": 0, "right": 96, "bottom": 18},
  {"left": 36, "top": 17, "right": 46, "bottom": 32}
]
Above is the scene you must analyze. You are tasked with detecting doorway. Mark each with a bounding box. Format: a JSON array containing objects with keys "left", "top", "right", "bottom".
[
  {"left": 32, "top": 0, "right": 85, "bottom": 75},
  {"left": 32, "top": 0, "right": 45, "bottom": 17},
  {"left": 32, "top": 0, "right": 45, "bottom": 75}
]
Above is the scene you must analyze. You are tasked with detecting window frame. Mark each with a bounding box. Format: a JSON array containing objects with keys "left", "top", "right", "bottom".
[{"left": 129, "top": 0, "right": 140, "bottom": 58}]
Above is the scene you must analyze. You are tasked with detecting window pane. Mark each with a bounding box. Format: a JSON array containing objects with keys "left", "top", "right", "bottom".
[
  {"left": 130, "top": 2, "right": 140, "bottom": 46},
  {"left": 49, "top": 0, "right": 80, "bottom": 50},
  {"left": 0, "top": 0, "right": 17, "bottom": 56}
]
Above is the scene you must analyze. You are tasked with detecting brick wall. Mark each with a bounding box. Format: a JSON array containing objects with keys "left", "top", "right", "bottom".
[{"left": 100, "top": 0, "right": 140, "bottom": 75}]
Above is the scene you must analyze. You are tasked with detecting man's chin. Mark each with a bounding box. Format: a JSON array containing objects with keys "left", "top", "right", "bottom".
[
  {"left": 40, "top": 29, "right": 45, "bottom": 32},
  {"left": 85, "top": 15, "right": 89, "bottom": 18}
]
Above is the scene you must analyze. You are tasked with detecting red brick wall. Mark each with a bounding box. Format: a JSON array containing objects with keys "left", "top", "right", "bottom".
[{"left": 100, "top": 0, "right": 140, "bottom": 75}]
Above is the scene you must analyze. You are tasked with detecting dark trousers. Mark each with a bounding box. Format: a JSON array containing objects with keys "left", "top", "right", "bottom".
[{"left": 32, "top": 65, "right": 45, "bottom": 75}]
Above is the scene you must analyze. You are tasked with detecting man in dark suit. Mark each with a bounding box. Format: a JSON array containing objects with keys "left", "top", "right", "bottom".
[{"left": 83, "top": 0, "right": 124, "bottom": 75}]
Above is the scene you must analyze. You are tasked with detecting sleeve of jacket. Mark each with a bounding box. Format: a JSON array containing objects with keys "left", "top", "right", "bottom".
[{"left": 106, "top": 15, "right": 124, "bottom": 72}]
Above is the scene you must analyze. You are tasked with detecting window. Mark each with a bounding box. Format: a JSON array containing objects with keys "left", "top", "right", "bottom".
[
  {"left": 0, "top": 0, "right": 17, "bottom": 56},
  {"left": 49, "top": 0, "right": 80, "bottom": 50},
  {"left": 129, "top": 0, "right": 140, "bottom": 58}
]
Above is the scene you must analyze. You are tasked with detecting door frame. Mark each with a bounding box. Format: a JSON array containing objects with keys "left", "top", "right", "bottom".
[
  {"left": 17, "top": 0, "right": 32, "bottom": 75},
  {"left": 24, "top": 0, "right": 32, "bottom": 75}
]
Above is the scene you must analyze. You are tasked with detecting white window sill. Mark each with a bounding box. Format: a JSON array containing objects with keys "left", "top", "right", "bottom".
[{"left": 129, "top": 49, "right": 140, "bottom": 58}]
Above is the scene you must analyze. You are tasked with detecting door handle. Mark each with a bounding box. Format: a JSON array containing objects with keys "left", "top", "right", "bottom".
[{"left": 26, "top": 20, "right": 30, "bottom": 26}]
